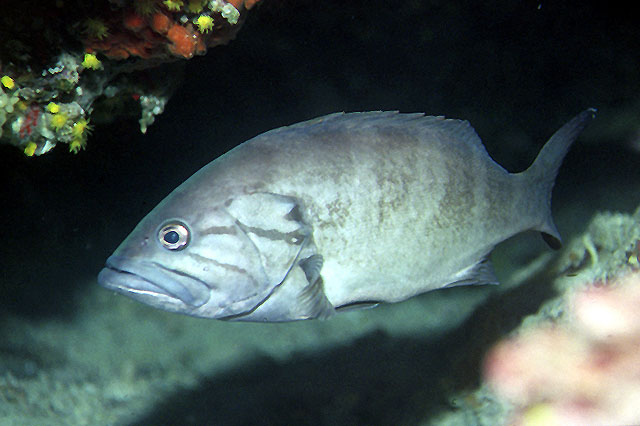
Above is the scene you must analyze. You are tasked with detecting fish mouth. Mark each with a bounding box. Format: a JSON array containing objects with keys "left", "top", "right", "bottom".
[{"left": 98, "top": 255, "right": 210, "bottom": 309}]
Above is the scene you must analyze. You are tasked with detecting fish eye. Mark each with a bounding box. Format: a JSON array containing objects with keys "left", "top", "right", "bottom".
[{"left": 158, "top": 222, "right": 190, "bottom": 251}]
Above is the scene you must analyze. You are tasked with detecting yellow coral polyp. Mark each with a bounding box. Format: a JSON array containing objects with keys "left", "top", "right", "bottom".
[
  {"left": 69, "top": 137, "right": 87, "bottom": 154},
  {"left": 195, "top": 15, "right": 214, "bottom": 33},
  {"left": 46, "top": 102, "right": 60, "bottom": 114},
  {"left": 82, "top": 53, "right": 102, "bottom": 70},
  {"left": 24, "top": 142, "right": 37, "bottom": 157},
  {"left": 72, "top": 119, "right": 92, "bottom": 138},
  {"left": 50, "top": 113, "right": 68, "bottom": 131},
  {"left": 163, "top": 0, "right": 183, "bottom": 11},
  {"left": 135, "top": 0, "right": 158, "bottom": 15},
  {"left": 84, "top": 18, "right": 109, "bottom": 40},
  {"left": 187, "top": 0, "right": 204, "bottom": 13},
  {"left": 1, "top": 75, "right": 15, "bottom": 90}
]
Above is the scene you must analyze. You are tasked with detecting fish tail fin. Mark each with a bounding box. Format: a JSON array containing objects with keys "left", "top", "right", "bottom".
[{"left": 520, "top": 108, "right": 596, "bottom": 249}]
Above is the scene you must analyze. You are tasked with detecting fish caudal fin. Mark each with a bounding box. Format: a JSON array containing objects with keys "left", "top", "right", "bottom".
[{"left": 521, "top": 108, "right": 596, "bottom": 249}]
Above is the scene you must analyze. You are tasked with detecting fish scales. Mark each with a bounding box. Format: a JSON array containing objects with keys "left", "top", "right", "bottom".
[
  {"left": 250, "top": 114, "right": 512, "bottom": 304},
  {"left": 98, "top": 109, "right": 595, "bottom": 321}
]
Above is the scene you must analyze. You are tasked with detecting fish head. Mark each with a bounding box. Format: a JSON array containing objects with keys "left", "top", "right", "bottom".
[{"left": 98, "top": 186, "right": 315, "bottom": 320}]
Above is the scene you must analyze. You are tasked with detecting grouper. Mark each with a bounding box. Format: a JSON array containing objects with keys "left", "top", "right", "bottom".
[{"left": 98, "top": 109, "right": 595, "bottom": 321}]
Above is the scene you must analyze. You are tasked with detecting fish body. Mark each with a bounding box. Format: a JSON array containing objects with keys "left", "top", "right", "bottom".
[{"left": 98, "top": 110, "right": 595, "bottom": 321}]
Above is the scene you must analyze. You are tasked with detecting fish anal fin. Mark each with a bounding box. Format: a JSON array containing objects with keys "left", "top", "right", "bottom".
[
  {"left": 445, "top": 256, "right": 499, "bottom": 288},
  {"left": 541, "top": 232, "right": 562, "bottom": 250}
]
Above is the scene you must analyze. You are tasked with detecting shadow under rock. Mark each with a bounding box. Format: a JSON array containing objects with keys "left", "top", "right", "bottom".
[
  {"left": 129, "top": 330, "right": 453, "bottom": 426},
  {"left": 128, "top": 261, "right": 559, "bottom": 426}
]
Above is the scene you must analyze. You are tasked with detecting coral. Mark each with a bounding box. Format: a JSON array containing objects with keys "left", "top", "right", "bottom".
[
  {"left": 195, "top": 14, "right": 215, "bottom": 33},
  {"left": 187, "top": 0, "right": 206, "bottom": 13},
  {"left": 225, "top": 0, "right": 260, "bottom": 11},
  {"left": 0, "top": 86, "right": 20, "bottom": 138},
  {"left": 50, "top": 112, "right": 68, "bottom": 131},
  {"left": 163, "top": 0, "right": 184, "bottom": 11},
  {"left": 0, "top": 0, "right": 263, "bottom": 155},
  {"left": 72, "top": 119, "right": 92, "bottom": 139},
  {"left": 243, "top": 0, "right": 261, "bottom": 9},
  {"left": 1, "top": 75, "right": 15, "bottom": 90},
  {"left": 138, "top": 94, "right": 168, "bottom": 134},
  {"left": 17, "top": 104, "right": 42, "bottom": 139},
  {"left": 135, "top": 0, "right": 159, "bottom": 16},
  {"left": 81, "top": 53, "right": 103, "bottom": 70},
  {"left": 484, "top": 271, "right": 640, "bottom": 425},
  {"left": 166, "top": 24, "right": 206, "bottom": 58},
  {"left": 84, "top": 18, "right": 110, "bottom": 40},
  {"left": 152, "top": 12, "right": 172, "bottom": 33},
  {"left": 220, "top": 3, "right": 241, "bottom": 25},
  {"left": 23, "top": 141, "right": 37, "bottom": 156},
  {"left": 69, "top": 137, "right": 87, "bottom": 154},
  {"left": 557, "top": 209, "right": 640, "bottom": 284},
  {"left": 69, "top": 118, "right": 92, "bottom": 153},
  {"left": 46, "top": 102, "right": 60, "bottom": 114},
  {"left": 84, "top": 1, "right": 249, "bottom": 61}
]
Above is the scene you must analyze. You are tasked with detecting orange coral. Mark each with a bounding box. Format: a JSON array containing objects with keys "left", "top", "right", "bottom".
[
  {"left": 225, "top": 0, "right": 243, "bottom": 9},
  {"left": 83, "top": 2, "right": 257, "bottom": 61},
  {"left": 244, "top": 0, "right": 261, "bottom": 9},
  {"left": 86, "top": 29, "right": 161, "bottom": 60},
  {"left": 123, "top": 12, "right": 146, "bottom": 32},
  {"left": 166, "top": 24, "right": 205, "bottom": 58},
  {"left": 225, "top": 0, "right": 262, "bottom": 10},
  {"left": 151, "top": 12, "right": 171, "bottom": 34}
]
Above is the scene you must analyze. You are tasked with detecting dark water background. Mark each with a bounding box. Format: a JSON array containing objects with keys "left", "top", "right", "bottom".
[
  {"left": 0, "top": 1, "right": 638, "bottom": 424},
  {"left": 2, "top": 0, "right": 637, "bottom": 318}
]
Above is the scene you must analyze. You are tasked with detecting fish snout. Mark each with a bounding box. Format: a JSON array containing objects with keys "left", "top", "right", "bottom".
[{"left": 98, "top": 255, "right": 211, "bottom": 309}]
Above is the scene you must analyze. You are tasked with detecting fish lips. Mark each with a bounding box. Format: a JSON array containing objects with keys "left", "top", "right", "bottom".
[{"left": 98, "top": 255, "right": 211, "bottom": 310}]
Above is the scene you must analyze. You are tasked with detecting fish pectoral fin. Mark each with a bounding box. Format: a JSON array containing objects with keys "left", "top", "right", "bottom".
[
  {"left": 299, "top": 254, "right": 323, "bottom": 284},
  {"left": 445, "top": 256, "right": 499, "bottom": 288},
  {"left": 300, "top": 255, "right": 380, "bottom": 314},
  {"left": 298, "top": 255, "right": 335, "bottom": 319}
]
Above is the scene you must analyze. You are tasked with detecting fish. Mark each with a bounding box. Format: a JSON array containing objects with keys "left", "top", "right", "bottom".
[{"left": 98, "top": 109, "right": 595, "bottom": 322}]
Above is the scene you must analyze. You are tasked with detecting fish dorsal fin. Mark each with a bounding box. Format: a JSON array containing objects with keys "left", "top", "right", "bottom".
[
  {"left": 419, "top": 115, "right": 487, "bottom": 153},
  {"left": 269, "top": 111, "right": 489, "bottom": 156}
]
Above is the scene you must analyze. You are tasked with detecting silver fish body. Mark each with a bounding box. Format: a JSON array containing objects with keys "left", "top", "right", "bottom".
[{"left": 98, "top": 110, "right": 595, "bottom": 321}]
